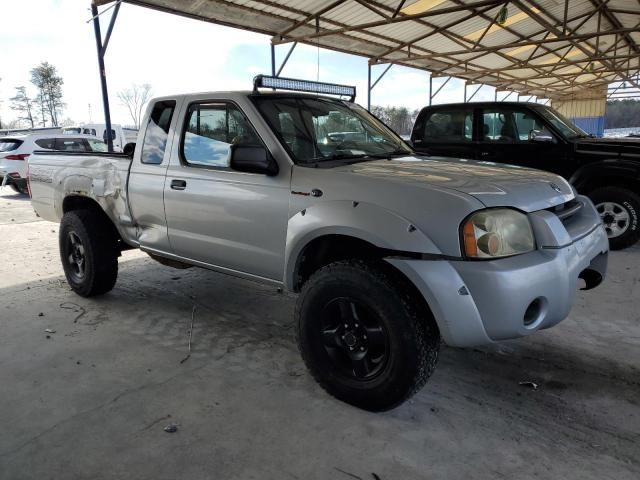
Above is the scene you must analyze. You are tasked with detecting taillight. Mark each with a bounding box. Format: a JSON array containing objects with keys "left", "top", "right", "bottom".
[{"left": 4, "top": 154, "right": 30, "bottom": 161}]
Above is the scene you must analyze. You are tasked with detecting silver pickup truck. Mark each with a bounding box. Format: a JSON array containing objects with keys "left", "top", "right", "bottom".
[{"left": 29, "top": 76, "right": 608, "bottom": 411}]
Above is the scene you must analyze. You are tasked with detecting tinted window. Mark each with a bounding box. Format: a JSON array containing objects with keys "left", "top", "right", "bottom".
[
  {"left": 0, "top": 139, "right": 24, "bottom": 152},
  {"left": 422, "top": 110, "right": 473, "bottom": 143},
  {"left": 87, "top": 139, "right": 108, "bottom": 152},
  {"left": 182, "top": 102, "right": 260, "bottom": 168},
  {"left": 83, "top": 128, "right": 97, "bottom": 136},
  {"left": 513, "top": 111, "right": 551, "bottom": 141},
  {"left": 35, "top": 138, "right": 56, "bottom": 149},
  {"left": 535, "top": 106, "right": 587, "bottom": 139},
  {"left": 55, "top": 138, "right": 88, "bottom": 151},
  {"left": 141, "top": 101, "right": 176, "bottom": 165},
  {"left": 482, "top": 109, "right": 553, "bottom": 142}
]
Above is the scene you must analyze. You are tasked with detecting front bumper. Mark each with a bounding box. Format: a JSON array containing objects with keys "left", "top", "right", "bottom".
[{"left": 387, "top": 197, "right": 609, "bottom": 347}]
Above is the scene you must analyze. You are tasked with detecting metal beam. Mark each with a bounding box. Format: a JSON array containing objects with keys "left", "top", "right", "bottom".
[
  {"left": 91, "top": 2, "right": 114, "bottom": 152},
  {"left": 275, "top": 42, "right": 298, "bottom": 77},
  {"left": 277, "top": 0, "right": 503, "bottom": 44},
  {"left": 101, "top": 0, "right": 121, "bottom": 55}
]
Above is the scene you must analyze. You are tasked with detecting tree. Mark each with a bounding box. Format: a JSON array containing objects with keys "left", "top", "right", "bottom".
[
  {"left": 605, "top": 99, "right": 640, "bottom": 129},
  {"left": 10, "top": 87, "right": 36, "bottom": 128},
  {"left": 30, "top": 62, "right": 64, "bottom": 127},
  {"left": 370, "top": 105, "right": 421, "bottom": 136},
  {"left": 117, "top": 83, "right": 153, "bottom": 129}
]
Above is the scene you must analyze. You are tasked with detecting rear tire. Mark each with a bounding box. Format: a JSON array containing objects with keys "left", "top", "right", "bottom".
[
  {"left": 59, "top": 210, "right": 119, "bottom": 297},
  {"left": 589, "top": 187, "right": 640, "bottom": 250},
  {"left": 295, "top": 259, "right": 440, "bottom": 411}
]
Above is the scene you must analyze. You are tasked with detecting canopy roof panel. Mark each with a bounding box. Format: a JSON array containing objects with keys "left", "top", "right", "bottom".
[{"left": 104, "top": 0, "right": 640, "bottom": 99}]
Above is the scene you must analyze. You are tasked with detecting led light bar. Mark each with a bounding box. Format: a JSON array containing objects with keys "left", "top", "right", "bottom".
[{"left": 253, "top": 75, "right": 356, "bottom": 101}]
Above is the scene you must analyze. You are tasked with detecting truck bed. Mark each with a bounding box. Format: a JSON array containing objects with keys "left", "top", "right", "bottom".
[{"left": 29, "top": 151, "right": 135, "bottom": 242}]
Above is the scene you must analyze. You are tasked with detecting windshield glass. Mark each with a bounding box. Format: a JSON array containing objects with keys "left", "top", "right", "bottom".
[
  {"left": 535, "top": 106, "right": 588, "bottom": 139},
  {"left": 252, "top": 96, "right": 412, "bottom": 165},
  {"left": 63, "top": 128, "right": 82, "bottom": 135}
]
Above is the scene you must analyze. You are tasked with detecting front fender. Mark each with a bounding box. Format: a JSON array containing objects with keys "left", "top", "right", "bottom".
[{"left": 284, "top": 200, "right": 441, "bottom": 289}]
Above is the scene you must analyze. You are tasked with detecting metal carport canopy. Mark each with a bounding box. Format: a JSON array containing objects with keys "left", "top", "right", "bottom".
[{"left": 95, "top": 0, "right": 639, "bottom": 100}]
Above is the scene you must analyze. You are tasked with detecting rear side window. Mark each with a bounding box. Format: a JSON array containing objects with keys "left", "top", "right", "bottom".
[
  {"left": 87, "top": 139, "right": 108, "bottom": 152},
  {"left": 35, "top": 138, "right": 56, "bottom": 149},
  {"left": 55, "top": 138, "right": 88, "bottom": 151},
  {"left": 0, "top": 139, "right": 23, "bottom": 152},
  {"left": 141, "top": 101, "right": 176, "bottom": 165},
  {"left": 421, "top": 110, "right": 473, "bottom": 143}
]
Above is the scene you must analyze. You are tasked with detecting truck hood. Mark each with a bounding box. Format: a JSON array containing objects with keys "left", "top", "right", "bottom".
[
  {"left": 340, "top": 156, "right": 574, "bottom": 212},
  {"left": 574, "top": 137, "right": 640, "bottom": 158}
]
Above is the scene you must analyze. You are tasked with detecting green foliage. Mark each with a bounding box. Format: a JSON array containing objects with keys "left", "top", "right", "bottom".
[
  {"left": 30, "top": 62, "right": 64, "bottom": 127},
  {"left": 605, "top": 99, "right": 640, "bottom": 129},
  {"left": 10, "top": 87, "right": 35, "bottom": 128}
]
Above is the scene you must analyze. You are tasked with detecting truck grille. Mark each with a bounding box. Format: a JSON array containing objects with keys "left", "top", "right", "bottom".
[{"left": 547, "top": 198, "right": 584, "bottom": 225}]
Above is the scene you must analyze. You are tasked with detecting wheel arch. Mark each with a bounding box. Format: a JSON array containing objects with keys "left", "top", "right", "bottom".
[
  {"left": 570, "top": 160, "right": 640, "bottom": 194},
  {"left": 61, "top": 195, "right": 130, "bottom": 251},
  {"left": 284, "top": 201, "right": 441, "bottom": 292}
]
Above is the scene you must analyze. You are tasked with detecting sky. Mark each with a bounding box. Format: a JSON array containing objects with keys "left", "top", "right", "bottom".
[{"left": 0, "top": 0, "right": 503, "bottom": 128}]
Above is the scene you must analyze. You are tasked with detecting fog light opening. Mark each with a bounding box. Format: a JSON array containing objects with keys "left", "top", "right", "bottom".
[
  {"left": 578, "top": 268, "right": 603, "bottom": 291},
  {"left": 523, "top": 298, "right": 545, "bottom": 328}
]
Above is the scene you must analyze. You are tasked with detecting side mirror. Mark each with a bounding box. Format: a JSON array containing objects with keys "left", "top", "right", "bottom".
[
  {"left": 229, "top": 145, "right": 279, "bottom": 176},
  {"left": 529, "top": 129, "right": 554, "bottom": 143},
  {"left": 123, "top": 143, "right": 136, "bottom": 157}
]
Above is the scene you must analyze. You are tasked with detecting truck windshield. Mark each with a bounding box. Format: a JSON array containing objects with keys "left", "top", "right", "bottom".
[
  {"left": 253, "top": 96, "right": 412, "bottom": 165},
  {"left": 536, "top": 106, "right": 588, "bottom": 139}
]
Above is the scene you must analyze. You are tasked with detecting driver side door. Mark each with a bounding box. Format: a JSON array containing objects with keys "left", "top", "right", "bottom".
[
  {"left": 163, "top": 99, "right": 290, "bottom": 282},
  {"left": 477, "top": 106, "right": 563, "bottom": 173}
]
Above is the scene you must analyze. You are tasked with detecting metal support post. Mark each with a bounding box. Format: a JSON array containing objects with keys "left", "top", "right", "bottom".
[{"left": 91, "top": 1, "right": 118, "bottom": 153}]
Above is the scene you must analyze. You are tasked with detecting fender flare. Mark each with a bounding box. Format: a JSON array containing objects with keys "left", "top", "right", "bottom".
[
  {"left": 569, "top": 159, "right": 640, "bottom": 192},
  {"left": 284, "top": 200, "right": 441, "bottom": 289}
]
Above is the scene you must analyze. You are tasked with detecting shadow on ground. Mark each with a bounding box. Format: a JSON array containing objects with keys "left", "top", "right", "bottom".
[{"left": 0, "top": 255, "right": 638, "bottom": 480}]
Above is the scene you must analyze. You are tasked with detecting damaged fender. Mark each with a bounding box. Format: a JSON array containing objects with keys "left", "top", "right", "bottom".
[{"left": 284, "top": 200, "right": 441, "bottom": 290}]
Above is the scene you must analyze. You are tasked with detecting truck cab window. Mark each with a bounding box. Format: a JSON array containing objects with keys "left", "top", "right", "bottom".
[
  {"left": 141, "top": 100, "right": 176, "bottom": 164},
  {"left": 423, "top": 110, "right": 472, "bottom": 143},
  {"left": 182, "top": 102, "right": 260, "bottom": 168}
]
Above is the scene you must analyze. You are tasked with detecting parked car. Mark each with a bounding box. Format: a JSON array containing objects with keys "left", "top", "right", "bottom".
[
  {"left": 1, "top": 134, "right": 106, "bottom": 194},
  {"left": 28, "top": 77, "right": 608, "bottom": 411},
  {"left": 410, "top": 102, "right": 640, "bottom": 250},
  {"left": 62, "top": 124, "right": 137, "bottom": 153}
]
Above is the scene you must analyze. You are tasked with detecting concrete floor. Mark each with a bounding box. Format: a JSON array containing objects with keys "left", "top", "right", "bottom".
[{"left": 0, "top": 188, "right": 638, "bottom": 480}]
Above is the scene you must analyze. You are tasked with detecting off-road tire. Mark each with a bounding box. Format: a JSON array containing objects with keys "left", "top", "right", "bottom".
[
  {"left": 295, "top": 259, "right": 440, "bottom": 411},
  {"left": 59, "top": 210, "right": 119, "bottom": 297},
  {"left": 589, "top": 186, "right": 640, "bottom": 250}
]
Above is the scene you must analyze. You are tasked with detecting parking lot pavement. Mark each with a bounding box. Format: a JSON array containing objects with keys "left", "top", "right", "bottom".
[{"left": 0, "top": 188, "right": 638, "bottom": 480}]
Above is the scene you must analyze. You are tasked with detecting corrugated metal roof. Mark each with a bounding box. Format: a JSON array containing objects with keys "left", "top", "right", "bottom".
[{"left": 102, "top": 0, "right": 640, "bottom": 100}]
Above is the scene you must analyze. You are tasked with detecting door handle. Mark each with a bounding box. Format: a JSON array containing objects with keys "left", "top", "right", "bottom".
[{"left": 170, "top": 179, "right": 187, "bottom": 190}]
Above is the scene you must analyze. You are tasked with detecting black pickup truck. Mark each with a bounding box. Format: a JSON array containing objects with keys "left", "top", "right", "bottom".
[{"left": 410, "top": 102, "right": 640, "bottom": 250}]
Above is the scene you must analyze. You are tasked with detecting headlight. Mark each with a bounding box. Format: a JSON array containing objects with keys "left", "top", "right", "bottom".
[{"left": 462, "top": 208, "right": 535, "bottom": 259}]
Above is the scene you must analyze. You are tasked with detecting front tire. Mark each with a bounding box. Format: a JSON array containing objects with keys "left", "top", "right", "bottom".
[
  {"left": 59, "top": 210, "right": 119, "bottom": 297},
  {"left": 296, "top": 260, "right": 440, "bottom": 411},
  {"left": 589, "top": 187, "right": 640, "bottom": 250}
]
